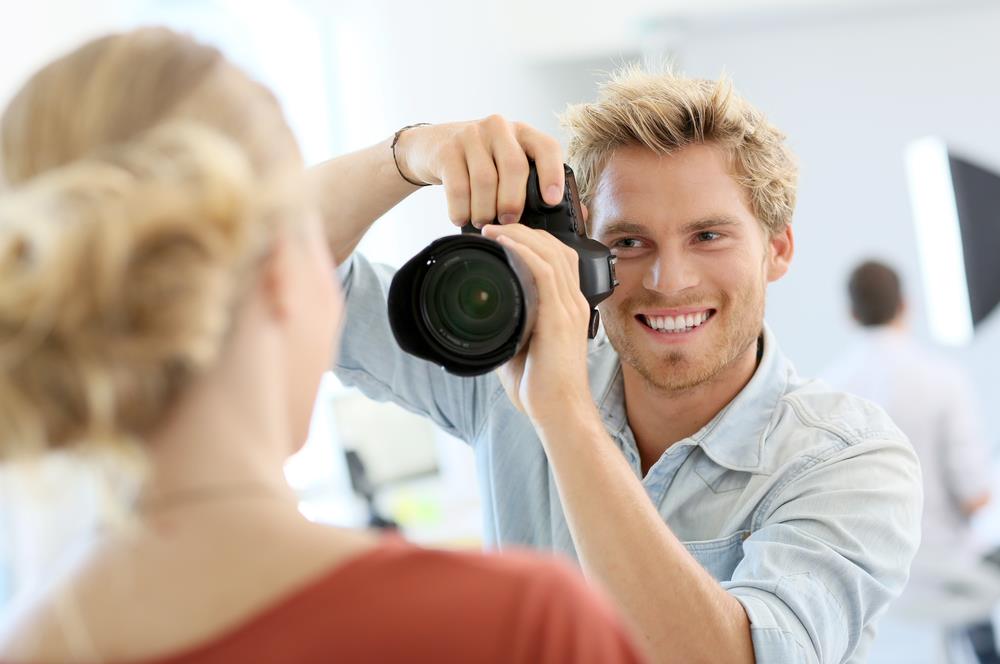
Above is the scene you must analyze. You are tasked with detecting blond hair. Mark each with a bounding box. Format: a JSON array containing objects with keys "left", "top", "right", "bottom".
[
  {"left": 560, "top": 65, "right": 798, "bottom": 235},
  {"left": 0, "top": 28, "right": 304, "bottom": 460}
]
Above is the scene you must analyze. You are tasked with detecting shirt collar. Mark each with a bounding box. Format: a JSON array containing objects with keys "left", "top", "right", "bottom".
[{"left": 594, "top": 322, "right": 794, "bottom": 472}]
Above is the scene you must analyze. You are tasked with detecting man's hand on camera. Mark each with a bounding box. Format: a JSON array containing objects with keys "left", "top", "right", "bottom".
[
  {"left": 394, "top": 116, "right": 565, "bottom": 228},
  {"left": 481, "top": 223, "right": 594, "bottom": 429}
]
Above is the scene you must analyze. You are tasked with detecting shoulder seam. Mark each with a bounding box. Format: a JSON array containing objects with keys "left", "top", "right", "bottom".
[
  {"left": 781, "top": 394, "right": 901, "bottom": 446},
  {"left": 473, "top": 382, "right": 512, "bottom": 442}
]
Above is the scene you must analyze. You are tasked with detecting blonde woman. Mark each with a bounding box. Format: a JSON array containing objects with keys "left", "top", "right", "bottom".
[{"left": 0, "top": 28, "right": 644, "bottom": 664}]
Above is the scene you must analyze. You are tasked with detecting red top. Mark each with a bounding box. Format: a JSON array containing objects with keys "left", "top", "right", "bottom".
[{"left": 105, "top": 540, "right": 646, "bottom": 664}]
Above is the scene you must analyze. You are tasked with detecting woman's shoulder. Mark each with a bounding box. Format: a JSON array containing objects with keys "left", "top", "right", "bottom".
[
  {"left": 0, "top": 535, "right": 644, "bottom": 664},
  {"left": 146, "top": 538, "right": 644, "bottom": 664},
  {"left": 278, "top": 537, "right": 588, "bottom": 615},
  {"left": 292, "top": 540, "right": 645, "bottom": 664}
]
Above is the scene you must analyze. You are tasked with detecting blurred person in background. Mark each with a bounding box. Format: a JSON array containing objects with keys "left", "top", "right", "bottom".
[
  {"left": 323, "top": 70, "right": 922, "bottom": 663},
  {"left": 0, "top": 28, "right": 646, "bottom": 664},
  {"left": 824, "top": 259, "right": 999, "bottom": 663}
]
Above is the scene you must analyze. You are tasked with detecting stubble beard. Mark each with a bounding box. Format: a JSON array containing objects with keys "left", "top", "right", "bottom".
[{"left": 601, "top": 281, "right": 765, "bottom": 395}]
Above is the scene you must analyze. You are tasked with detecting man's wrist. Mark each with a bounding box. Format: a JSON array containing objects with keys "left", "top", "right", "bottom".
[
  {"left": 531, "top": 395, "right": 605, "bottom": 445},
  {"left": 391, "top": 123, "right": 431, "bottom": 187}
]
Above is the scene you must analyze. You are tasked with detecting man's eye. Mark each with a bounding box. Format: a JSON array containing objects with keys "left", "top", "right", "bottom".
[
  {"left": 614, "top": 238, "right": 643, "bottom": 249},
  {"left": 696, "top": 231, "right": 721, "bottom": 242}
]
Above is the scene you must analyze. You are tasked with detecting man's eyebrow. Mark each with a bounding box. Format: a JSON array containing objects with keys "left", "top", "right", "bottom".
[
  {"left": 680, "top": 217, "right": 741, "bottom": 234},
  {"left": 597, "top": 217, "right": 742, "bottom": 237},
  {"left": 597, "top": 221, "right": 651, "bottom": 237}
]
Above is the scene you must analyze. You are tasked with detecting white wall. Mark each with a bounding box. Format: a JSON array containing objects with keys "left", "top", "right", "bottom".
[{"left": 0, "top": 1, "right": 130, "bottom": 113}]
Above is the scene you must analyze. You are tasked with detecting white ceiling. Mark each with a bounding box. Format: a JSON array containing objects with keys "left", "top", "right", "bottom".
[{"left": 498, "top": 0, "right": 986, "bottom": 60}]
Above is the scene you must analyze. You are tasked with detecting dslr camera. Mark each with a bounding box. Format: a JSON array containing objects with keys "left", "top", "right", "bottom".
[{"left": 387, "top": 163, "right": 618, "bottom": 376}]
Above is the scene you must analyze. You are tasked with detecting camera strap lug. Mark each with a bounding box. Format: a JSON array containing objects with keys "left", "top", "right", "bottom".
[{"left": 587, "top": 309, "right": 601, "bottom": 339}]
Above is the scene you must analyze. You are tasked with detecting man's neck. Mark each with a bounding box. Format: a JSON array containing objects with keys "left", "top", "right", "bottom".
[{"left": 623, "top": 339, "right": 761, "bottom": 475}]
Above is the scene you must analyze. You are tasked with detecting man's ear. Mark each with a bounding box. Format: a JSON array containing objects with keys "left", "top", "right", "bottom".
[{"left": 766, "top": 224, "right": 794, "bottom": 282}]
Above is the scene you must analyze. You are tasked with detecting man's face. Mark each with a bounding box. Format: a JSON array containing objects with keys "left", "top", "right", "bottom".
[{"left": 590, "top": 143, "right": 792, "bottom": 393}]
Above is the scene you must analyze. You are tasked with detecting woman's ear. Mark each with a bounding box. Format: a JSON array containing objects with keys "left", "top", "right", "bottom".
[{"left": 257, "top": 234, "right": 295, "bottom": 321}]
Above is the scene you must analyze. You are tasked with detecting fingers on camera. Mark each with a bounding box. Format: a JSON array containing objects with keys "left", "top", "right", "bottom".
[
  {"left": 494, "top": 140, "right": 530, "bottom": 224},
  {"left": 446, "top": 118, "right": 560, "bottom": 228},
  {"left": 514, "top": 124, "right": 564, "bottom": 206},
  {"left": 441, "top": 155, "right": 472, "bottom": 226},
  {"left": 463, "top": 132, "right": 499, "bottom": 227}
]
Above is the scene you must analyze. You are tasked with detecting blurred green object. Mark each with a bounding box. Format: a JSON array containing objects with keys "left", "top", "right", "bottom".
[{"left": 390, "top": 490, "right": 444, "bottom": 527}]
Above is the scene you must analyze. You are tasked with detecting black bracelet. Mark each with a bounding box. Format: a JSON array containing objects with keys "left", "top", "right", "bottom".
[{"left": 391, "top": 123, "right": 431, "bottom": 187}]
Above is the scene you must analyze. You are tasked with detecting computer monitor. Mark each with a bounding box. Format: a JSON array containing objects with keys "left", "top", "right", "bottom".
[{"left": 905, "top": 138, "right": 1000, "bottom": 345}]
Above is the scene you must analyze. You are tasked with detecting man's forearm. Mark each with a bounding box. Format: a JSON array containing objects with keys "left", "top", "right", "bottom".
[
  {"left": 534, "top": 404, "right": 755, "bottom": 664},
  {"left": 309, "top": 136, "right": 420, "bottom": 264}
]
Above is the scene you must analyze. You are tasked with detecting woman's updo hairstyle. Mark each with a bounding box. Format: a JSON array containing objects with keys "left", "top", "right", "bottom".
[{"left": 0, "top": 27, "right": 306, "bottom": 459}]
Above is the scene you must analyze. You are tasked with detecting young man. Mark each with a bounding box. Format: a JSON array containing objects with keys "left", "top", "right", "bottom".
[
  {"left": 316, "top": 69, "right": 922, "bottom": 663},
  {"left": 824, "top": 260, "right": 997, "bottom": 662}
]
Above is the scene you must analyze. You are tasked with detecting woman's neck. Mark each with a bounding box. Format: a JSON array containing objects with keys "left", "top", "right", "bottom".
[{"left": 141, "top": 314, "right": 298, "bottom": 516}]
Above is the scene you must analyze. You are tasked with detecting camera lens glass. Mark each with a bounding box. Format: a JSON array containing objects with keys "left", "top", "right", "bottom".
[
  {"left": 420, "top": 247, "right": 521, "bottom": 357},
  {"left": 456, "top": 277, "right": 500, "bottom": 322}
]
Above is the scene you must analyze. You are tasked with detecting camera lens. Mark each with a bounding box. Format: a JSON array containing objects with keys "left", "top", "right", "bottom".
[
  {"left": 456, "top": 277, "right": 500, "bottom": 322},
  {"left": 387, "top": 163, "right": 614, "bottom": 376},
  {"left": 420, "top": 247, "right": 521, "bottom": 357}
]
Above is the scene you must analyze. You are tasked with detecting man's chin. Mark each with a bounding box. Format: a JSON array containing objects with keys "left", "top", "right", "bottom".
[
  {"left": 630, "top": 354, "right": 712, "bottom": 393},
  {"left": 607, "top": 322, "right": 719, "bottom": 388}
]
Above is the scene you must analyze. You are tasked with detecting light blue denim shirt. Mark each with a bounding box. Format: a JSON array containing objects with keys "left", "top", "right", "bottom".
[{"left": 335, "top": 253, "right": 923, "bottom": 664}]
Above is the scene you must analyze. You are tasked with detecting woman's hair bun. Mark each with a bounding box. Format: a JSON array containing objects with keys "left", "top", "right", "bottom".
[{"left": 0, "top": 121, "right": 270, "bottom": 458}]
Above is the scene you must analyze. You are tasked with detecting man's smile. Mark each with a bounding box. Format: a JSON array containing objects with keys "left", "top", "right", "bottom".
[{"left": 635, "top": 308, "right": 717, "bottom": 341}]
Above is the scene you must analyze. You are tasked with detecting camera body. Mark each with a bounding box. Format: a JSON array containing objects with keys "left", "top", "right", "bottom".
[{"left": 387, "top": 163, "right": 618, "bottom": 376}]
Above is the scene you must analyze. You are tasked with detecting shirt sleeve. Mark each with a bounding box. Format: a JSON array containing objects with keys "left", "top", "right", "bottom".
[
  {"left": 333, "top": 252, "right": 504, "bottom": 443},
  {"left": 723, "top": 437, "right": 923, "bottom": 663},
  {"left": 938, "top": 366, "right": 992, "bottom": 506}
]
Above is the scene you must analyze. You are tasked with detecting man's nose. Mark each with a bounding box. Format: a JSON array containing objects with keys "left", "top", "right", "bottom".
[{"left": 642, "top": 249, "right": 699, "bottom": 294}]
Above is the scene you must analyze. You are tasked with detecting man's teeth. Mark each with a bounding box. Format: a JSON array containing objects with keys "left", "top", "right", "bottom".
[{"left": 642, "top": 311, "right": 711, "bottom": 332}]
